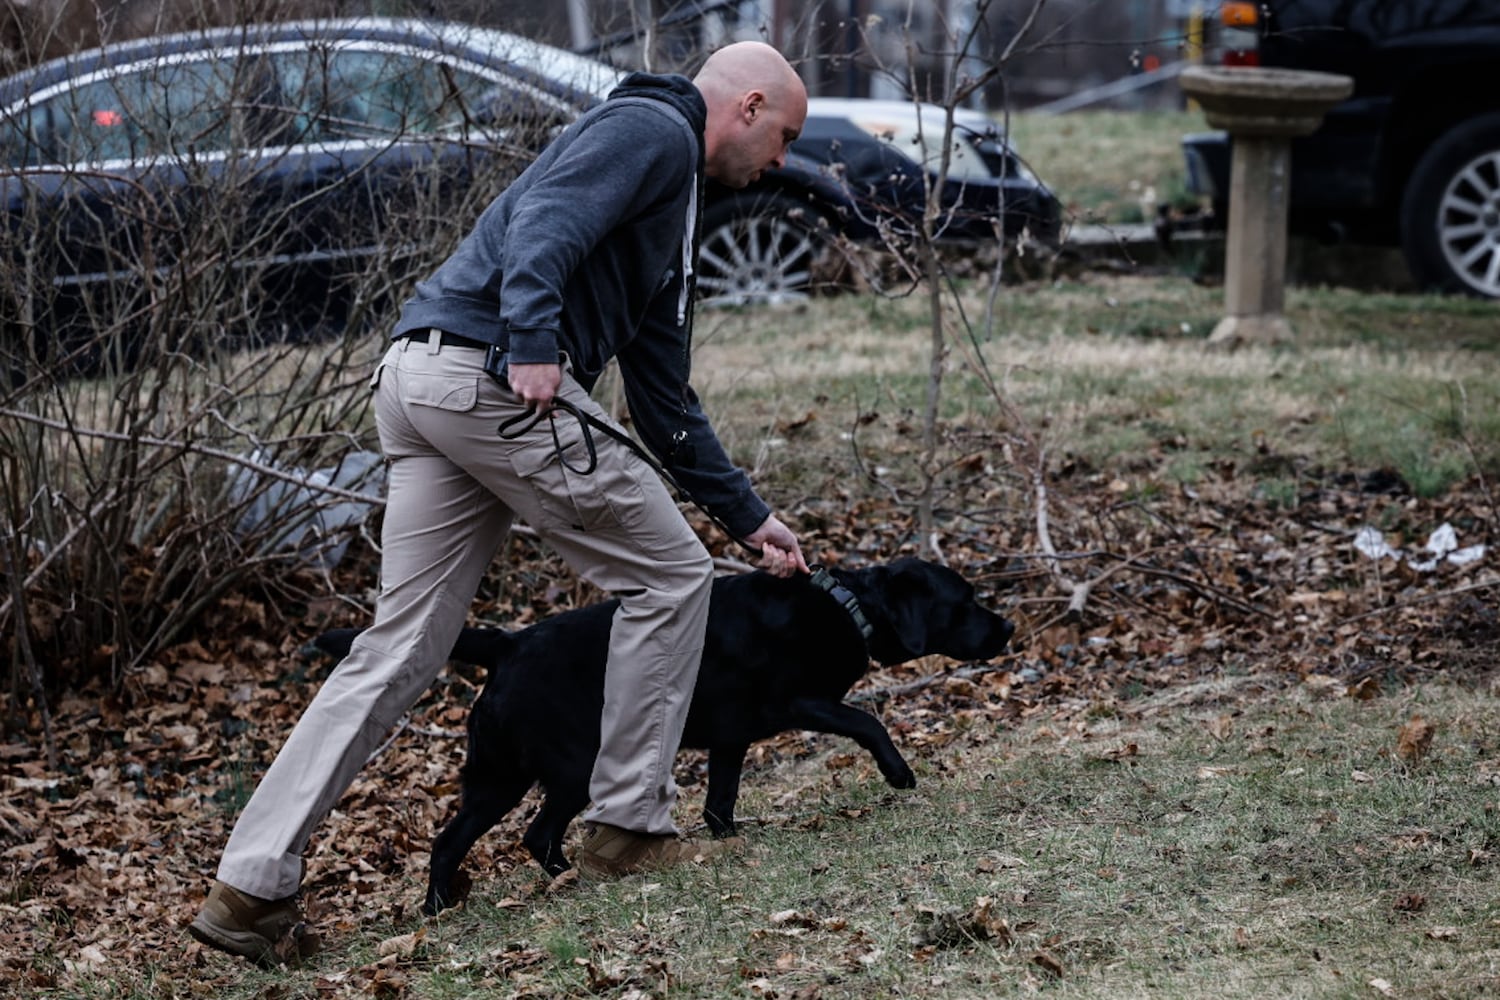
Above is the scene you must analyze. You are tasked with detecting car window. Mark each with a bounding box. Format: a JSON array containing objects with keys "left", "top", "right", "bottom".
[
  {"left": 0, "top": 107, "right": 35, "bottom": 167},
  {"left": 14, "top": 54, "right": 291, "bottom": 165},
  {"left": 2, "top": 102, "right": 73, "bottom": 167},
  {"left": 274, "top": 46, "right": 494, "bottom": 141},
  {"left": 21, "top": 74, "right": 151, "bottom": 163}
]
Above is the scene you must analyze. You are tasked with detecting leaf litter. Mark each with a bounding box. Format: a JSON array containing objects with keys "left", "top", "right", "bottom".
[{"left": 1, "top": 467, "right": 1496, "bottom": 995}]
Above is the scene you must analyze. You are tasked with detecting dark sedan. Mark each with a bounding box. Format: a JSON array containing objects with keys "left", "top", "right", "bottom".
[{"left": 1, "top": 17, "right": 1059, "bottom": 373}]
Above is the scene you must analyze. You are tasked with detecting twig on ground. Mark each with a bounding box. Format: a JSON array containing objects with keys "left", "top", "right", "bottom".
[
  {"left": 365, "top": 715, "right": 412, "bottom": 766},
  {"left": 850, "top": 662, "right": 1009, "bottom": 703},
  {"left": 408, "top": 724, "right": 464, "bottom": 739},
  {"left": 1335, "top": 575, "right": 1500, "bottom": 627},
  {"left": 1034, "top": 462, "right": 1096, "bottom": 619}
]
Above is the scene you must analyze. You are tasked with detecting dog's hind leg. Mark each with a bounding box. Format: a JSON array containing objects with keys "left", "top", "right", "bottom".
[
  {"left": 522, "top": 786, "right": 588, "bottom": 877},
  {"left": 424, "top": 773, "right": 531, "bottom": 916},
  {"left": 703, "top": 743, "right": 750, "bottom": 838},
  {"left": 786, "top": 698, "right": 917, "bottom": 789}
]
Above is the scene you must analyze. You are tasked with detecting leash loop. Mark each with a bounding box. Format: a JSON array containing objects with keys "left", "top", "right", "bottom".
[
  {"left": 497, "top": 400, "right": 598, "bottom": 476},
  {"left": 495, "top": 394, "right": 758, "bottom": 555}
]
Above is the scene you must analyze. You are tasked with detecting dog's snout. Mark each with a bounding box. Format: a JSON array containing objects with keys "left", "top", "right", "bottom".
[
  {"left": 944, "top": 606, "right": 1015, "bottom": 661},
  {"left": 986, "top": 613, "right": 1016, "bottom": 657}
]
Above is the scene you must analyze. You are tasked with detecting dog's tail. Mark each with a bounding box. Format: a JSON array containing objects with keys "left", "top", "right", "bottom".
[
  {"left": 311, "top": 627, "right": 362, "bottom": 659},
  {"left": 310, "top": 626, "right": 513, "bottom": 665},
  {"left": 449, "top": 627, "right": 514, "bottom": 665}
]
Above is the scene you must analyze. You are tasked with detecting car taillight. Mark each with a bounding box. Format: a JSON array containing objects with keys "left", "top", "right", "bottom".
[{"left": 1219, "top": 1, "right": 1261, "bottom": 67}]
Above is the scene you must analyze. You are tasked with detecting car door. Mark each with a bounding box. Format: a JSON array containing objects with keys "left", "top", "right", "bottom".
[
  {"left": 265, "top": 40, "right": 550, "bottom": 324},
  {"left": 1, "top": 50, "right": 296, "bottom": 368}
]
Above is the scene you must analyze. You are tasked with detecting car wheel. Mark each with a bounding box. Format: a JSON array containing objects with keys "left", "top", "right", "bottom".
[
  {"left": 697, "top": 192, "right": 831, "bottom": 306},
  {"left": 1400, "top": 113, "right": 1500, "bottom": 298}
]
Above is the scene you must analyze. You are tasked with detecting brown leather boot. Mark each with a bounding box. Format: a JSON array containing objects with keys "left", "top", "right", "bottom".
[
  {"left": 577, "top": 823, "right": 744, "bottom": 878},
  {"left": 187, "top": 880, "right": 311, "bottom": 966}
]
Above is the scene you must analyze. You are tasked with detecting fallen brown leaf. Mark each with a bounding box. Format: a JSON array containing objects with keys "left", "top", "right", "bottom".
[
  {"left": 1393, "top": 892, "right": 1427, "bottom": 914},
  {"left": 1396, "top": 715, "right": 1436, "bottom": 763},
  {"left": 1031, "top": 949, "right": 1064, "bottom": 977}
]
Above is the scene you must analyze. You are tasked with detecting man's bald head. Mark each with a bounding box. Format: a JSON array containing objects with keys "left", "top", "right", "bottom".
[
  {"left": 695, "top": 41, "right": 803, "bottom": 105},
  {"left": 694, "top": 42, "right": 807, "bottom": 188}
]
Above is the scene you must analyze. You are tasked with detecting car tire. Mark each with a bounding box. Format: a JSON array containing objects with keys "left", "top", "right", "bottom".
[
  {"left": 1400, "top": 112, "right": 1500, "bottom": 298},
  {"left": 696, "top": 192, "right": 832, "bottom": 306}
]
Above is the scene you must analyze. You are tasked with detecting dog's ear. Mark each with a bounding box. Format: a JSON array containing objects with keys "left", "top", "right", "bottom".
[{"left": 877, "top": 560, "right": 933, "bottom": 658}]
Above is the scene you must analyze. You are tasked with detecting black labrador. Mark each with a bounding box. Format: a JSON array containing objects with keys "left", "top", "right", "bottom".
[{"left": 315, "top": 557, "right": 1013, "bottom": 915}]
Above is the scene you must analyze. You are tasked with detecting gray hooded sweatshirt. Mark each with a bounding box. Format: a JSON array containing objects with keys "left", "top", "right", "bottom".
[{"left": 393, "top": 72, "right": 770, "bottom": 540}]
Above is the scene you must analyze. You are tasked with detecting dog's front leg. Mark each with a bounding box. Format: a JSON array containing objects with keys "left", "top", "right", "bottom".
[
  {"left": 703, "top": 744, "right": 750, "bottom": 837},
  {"left": 785, "top": 698, "right": 917, "bottom": 789},
  {"left": 524, "top": 786, "right": 589, "bottom": 876}
]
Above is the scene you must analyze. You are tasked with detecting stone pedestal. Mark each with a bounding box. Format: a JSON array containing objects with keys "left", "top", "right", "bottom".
[{"left": 1179, "top": 66, "right": 1353, "bottom": 347}]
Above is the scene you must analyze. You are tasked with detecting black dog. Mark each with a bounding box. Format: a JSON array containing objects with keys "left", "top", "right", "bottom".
[{"left": 315, "top": 557, "right": 1013, "bottom": 915}]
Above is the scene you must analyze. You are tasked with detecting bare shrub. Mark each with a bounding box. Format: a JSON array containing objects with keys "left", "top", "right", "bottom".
[{"left": 0, "top": 19, "right": 568, "bottom": 731}]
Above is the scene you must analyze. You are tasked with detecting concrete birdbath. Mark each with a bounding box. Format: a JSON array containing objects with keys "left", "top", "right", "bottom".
[{"left": 1179, "top": 66, "right": 1354, "bottom": 346}]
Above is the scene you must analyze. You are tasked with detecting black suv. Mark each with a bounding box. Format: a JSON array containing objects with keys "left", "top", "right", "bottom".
[{"left": 1182, "top": 1, "right": 1500, "bottom": 297}]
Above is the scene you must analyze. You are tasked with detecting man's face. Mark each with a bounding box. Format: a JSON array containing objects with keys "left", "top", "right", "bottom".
[{"left": 714, "top": 88, "right": 807, "bottom": 189}]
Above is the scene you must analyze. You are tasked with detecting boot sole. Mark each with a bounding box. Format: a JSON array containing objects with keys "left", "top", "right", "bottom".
[{"left": 187, "top": 915, "right": 278, "bottom": 966}]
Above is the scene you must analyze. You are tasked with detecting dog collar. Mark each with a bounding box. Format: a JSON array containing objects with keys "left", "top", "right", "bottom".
[{"left": 809, "top": 566, "right": 874, "bottom": 643}]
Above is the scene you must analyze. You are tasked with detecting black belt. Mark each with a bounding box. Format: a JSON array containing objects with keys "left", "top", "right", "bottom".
[{"left": 398, "top": 329, "right": 491, "bottom": 350}]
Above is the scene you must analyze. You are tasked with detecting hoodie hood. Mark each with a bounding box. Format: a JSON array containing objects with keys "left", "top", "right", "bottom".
[
  {"left": 606, "top": 72, "right": 706, "bottom": 327},
  {"left": 606, "top": 72, "right": 707, "bottom": 146}
]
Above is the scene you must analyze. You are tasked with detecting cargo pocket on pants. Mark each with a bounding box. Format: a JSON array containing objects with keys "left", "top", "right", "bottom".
[{"left": 510, "top": 420, "right": 648, "bottom": 535}]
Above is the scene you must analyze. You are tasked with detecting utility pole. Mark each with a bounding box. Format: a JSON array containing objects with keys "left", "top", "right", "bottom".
[
  {"left": 567, "top": 0, "right": 591, "bottom": 50},
  {"left": 945, "top": 0, "right": 984, "bottom": 108},
  {"left": 846, "top": 0, "right": 861, "bottom": 97}
]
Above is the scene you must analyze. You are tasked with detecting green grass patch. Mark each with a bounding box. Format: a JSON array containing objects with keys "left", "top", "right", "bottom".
[
  {"left": 1007, "top": 110, "right": 1211, "bottom": 224},
  {"left": 694, "top": 275, "right": 1500, "bottom": 503},
  {"left": 170, "top": 680, "right": 1500, "bottom": 999}
]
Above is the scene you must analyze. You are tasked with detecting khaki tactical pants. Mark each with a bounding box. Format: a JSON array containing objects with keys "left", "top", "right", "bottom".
[{"left": 217, "top": 331, "right": 714, "bottom": 900}]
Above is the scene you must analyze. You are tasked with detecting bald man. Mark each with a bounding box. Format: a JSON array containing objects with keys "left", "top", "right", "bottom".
[{"left": 189, "top": 43, "right": 810, "bottom": 963}]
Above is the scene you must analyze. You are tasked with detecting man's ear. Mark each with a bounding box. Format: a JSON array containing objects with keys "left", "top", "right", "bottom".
[{"left": 743, "top": 89, "right": 765, "bottom": 123}]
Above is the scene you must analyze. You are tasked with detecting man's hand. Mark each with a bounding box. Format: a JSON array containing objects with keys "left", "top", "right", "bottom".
[
  {"left": 744, "top": 514, "right": 809, "bottom": 578},
  {"left": 508, "top": 362, "right": 563, "bottom": 412}
]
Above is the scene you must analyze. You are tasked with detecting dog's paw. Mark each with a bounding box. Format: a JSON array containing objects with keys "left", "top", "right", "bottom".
[
  {"left": 702, "top": 810, "right": 738, "bottom": 839},
  {"left": 886, "top": 766, "right": 917, "bottom": 789},
  {"left": 421, "top": 870, "right": 472, "bottom": 917}
]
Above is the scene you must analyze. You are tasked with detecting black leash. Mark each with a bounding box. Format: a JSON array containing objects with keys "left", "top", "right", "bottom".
[
  {"left": 496, "top": 397, "right": 875, "bottom": 646},
  {"left": 496, "top": 397, "right": 761, "bottom": 556}
]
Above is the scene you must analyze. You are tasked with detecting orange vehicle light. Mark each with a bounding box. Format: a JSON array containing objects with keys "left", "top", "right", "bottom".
[{"left": 1221, "top": 2, "right": 1259, "bottom": 28}]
